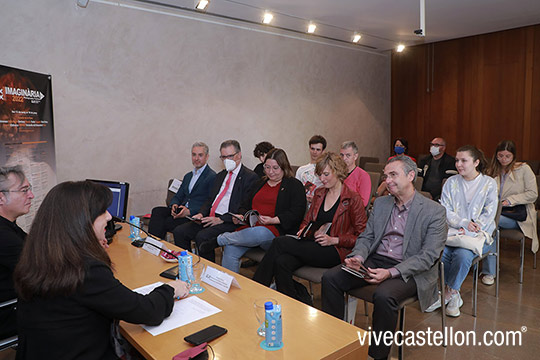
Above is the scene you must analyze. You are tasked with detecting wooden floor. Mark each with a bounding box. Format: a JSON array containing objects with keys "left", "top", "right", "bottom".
[{"left": 1, "top": 237, "right": 538, "bottom": 360}]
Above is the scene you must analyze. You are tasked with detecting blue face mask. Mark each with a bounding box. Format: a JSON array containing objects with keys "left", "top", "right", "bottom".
[{"left": 394, "top": 146, "right": 405, "bottom": 155}]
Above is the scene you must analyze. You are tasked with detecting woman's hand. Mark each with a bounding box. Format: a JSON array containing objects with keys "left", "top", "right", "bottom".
[
  {"left": 501, "top": 199, "right": 511, "bottom": 206},
  {"left": 314, "top": 233, "right": 338, "bottom": 246},
  {"left": 168, "top": 280, "right": 190, "bottom": 299},
  {"left": 467, "top": 221, "right": 481, "bottom": 233},
  {"left": 258, "top": 215, "right": 279, "bottom": 225}
]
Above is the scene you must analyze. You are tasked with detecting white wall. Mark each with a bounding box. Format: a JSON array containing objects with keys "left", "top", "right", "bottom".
[{"left": 0, "top": 0, "right": 391, "bottom": 215}]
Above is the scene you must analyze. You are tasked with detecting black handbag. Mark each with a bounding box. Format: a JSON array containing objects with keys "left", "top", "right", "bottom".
[{"left": 501, "top": 204, "right": 527, "bottom": 222}]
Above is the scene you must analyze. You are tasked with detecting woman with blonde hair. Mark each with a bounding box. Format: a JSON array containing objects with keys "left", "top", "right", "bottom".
[{"left": 253, "top": 152, "right": 367, "bottom": 305}]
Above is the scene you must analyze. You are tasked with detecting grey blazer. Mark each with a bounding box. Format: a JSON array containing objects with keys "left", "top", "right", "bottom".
[{"left": 349, "top": 191, "right": 447, "bottom": 311}]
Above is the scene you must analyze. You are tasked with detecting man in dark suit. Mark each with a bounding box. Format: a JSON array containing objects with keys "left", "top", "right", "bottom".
[
  {"left": 321, "top": 155, "right": 447, "bottom": 360},
  {"left": 418, "top": 137, "right": 456, "bottom": 200},
  {"left": 173, "top": 140, "right": 258, "bottom": 262},
  {"left": 0, "top": 166, "right": 34, "bottom": 339},
  {"left": 148, "top": 142, "right": 216, "bottom": 239}
]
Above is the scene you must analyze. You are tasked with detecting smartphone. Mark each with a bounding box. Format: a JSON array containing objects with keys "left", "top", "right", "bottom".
[
  {"left": 159, "top": 265, "right": 178, "bottom": 280},
  {"left": 184, "top": 325, "right": 227, "bottom": 345}
]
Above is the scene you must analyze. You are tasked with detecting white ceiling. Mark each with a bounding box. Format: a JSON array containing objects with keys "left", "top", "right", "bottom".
[{"left": 145, "top": 0, "right": 540, "bottom": 51}]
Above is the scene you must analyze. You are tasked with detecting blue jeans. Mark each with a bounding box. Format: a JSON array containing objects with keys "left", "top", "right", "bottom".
[
  {"left": 499, "top": 215, "right": 520, "bottom": 230},
  {"left": 443, "top": 240, "right": 496, "bottom": 290},
  {"left": 217, "top": 226, "right": 275, "bottom": 273}
]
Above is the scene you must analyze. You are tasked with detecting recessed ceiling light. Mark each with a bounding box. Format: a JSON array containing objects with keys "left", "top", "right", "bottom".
[
  {"left": 262, "top": 12, "right": 273, "bottom": 24},
  {"left": 196, "top": 0, "right": 209, "bottom": 10},
  {"left": 307, "top": 23, "right": 316, "bottom": 34},
  {"left": 352, "top": 34, "right": 362, "bottom": 43},
  {"left": 396, "top": 44, "right": 405, "bottom": 52}
]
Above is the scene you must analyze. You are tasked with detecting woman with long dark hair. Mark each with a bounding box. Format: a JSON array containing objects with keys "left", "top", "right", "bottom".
[
  {"left": 484, "top": 140, "right": 538, "bottom": 285},
  {"left": 426, "top": 145, "right": 498, "bottom": 317},
  {"left": 14, "top": 181, "right": 188, "bottom": 359}
]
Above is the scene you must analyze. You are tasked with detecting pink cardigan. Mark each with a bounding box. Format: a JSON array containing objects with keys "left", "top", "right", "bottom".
[{"left": 344, "top": 167, "right": 371, "bottom": 207}]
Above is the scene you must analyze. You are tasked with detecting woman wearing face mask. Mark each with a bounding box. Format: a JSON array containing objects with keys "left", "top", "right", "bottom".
[
  {"left": 426, "top": 145, "right": 498, "bottom": 317},
  {"left": 252, "top": 152, "right": 367, "bottom": 305},
  {"left": 484, "top": 140, "right": 538, "bottom": 285},
  {"left": 377, "top": 138, "right": 417, "bottom": 198},
  {"left": 200, "top": 148, "right": 306, "bottom": 273},
  {"left": 14, "top": 181, "right": 189, "bottom": 359}
]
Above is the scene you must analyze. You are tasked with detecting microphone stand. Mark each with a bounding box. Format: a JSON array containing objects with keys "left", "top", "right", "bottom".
[{"left": 111, "top": 216, "right": 180, "bottom": 260}]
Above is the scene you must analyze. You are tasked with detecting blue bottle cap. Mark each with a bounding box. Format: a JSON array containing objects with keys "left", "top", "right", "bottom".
[
  {"left": 264, "top": 301, "right": 273, "bottom": 310},
  {"left": 180, "top": 251, "right": 188, "bottom": 256},
  {"left": 129, "top": 215, "right": 135, "bottom": 220}
]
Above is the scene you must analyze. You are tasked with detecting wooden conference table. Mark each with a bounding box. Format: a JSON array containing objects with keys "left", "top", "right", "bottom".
[{"left": 109, "top": 228, "right": 367, "bottom": 360}]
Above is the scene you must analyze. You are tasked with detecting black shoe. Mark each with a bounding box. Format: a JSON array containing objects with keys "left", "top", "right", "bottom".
[
  {"left": 241, "top": 259, "right": 259, "bottom": 268},
  {"left": 199, "top": 238, "right": 219, "bottom": 254}
]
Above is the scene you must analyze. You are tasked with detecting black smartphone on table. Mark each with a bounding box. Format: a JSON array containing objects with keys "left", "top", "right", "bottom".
[{"left": 184, "top": 325, "right": 228, "bottom": 345}]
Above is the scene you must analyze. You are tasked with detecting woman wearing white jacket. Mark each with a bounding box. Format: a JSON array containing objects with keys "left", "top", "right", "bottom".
[{"left": 427, "top": 145, "right": 498, "bottom": 317}]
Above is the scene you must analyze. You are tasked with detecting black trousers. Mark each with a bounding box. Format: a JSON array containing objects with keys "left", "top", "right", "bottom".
[
  {"left": 147, "top": 206, "right": 189, "bottom": 239},
  {"left": 172, "top": 221, "right": 237, "bottom": 262},
  {"left": 253, "top": 236, "right": 341, "bottom": 303},
  {"left": 321, "top": 253, "right": 417, "bottom": 359}
]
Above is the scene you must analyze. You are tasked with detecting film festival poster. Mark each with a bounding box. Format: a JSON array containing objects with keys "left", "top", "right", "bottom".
[{"left": 0, "top": 64, "right": 57, "bottom": 231}]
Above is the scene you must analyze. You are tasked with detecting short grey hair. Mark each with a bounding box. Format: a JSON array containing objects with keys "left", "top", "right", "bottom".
[
  {"left": 0, "top": 165, "right": 26, "bottom": 192},
  {"left": 341, "top": 141, "right": 358, "bottom": 153},
  {"left": 220, "top": 140, "right": 241, "bottom": 153},
  {"left": 192, "top": 142, "right": 209, "bottom": 155},
  {"left": 386, "top": 155, "right": 417, "bottom": 183}
]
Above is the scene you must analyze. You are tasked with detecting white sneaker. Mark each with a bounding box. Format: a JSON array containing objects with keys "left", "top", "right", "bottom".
[
  {"left": 481, "top": 275, "right": 495, "bottom": 286},
  {"left": 425, "top": 293, "right": 450, "bottom": 313},
  {"left": 446, "top": 292, "right": 463, "bottom": 317}
]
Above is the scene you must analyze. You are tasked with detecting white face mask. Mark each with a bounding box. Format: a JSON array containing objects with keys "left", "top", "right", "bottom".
[
  {"left": 430, "top": 146, "right": 440, "bottom": 157},
  {"left": 224, "top": 158, "right": 237, "bottom": 172}
]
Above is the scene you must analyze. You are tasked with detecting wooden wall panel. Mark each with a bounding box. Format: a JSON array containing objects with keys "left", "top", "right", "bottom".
[{"left": 391, "top": 24, "right": 540, "bottom": 163}]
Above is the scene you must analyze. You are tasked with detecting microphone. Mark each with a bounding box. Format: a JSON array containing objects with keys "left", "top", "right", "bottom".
[{"left": 111, "top": 216, "right": 179, "bottom": 259}]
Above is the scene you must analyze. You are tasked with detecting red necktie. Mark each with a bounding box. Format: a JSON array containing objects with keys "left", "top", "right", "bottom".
[{"left": 210, "top": 171, "right": 233, "bottom": 217}]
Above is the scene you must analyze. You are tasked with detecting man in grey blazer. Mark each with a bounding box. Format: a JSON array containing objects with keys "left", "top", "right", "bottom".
[{"left": 321, "top": 155, "right": 447, "bottom": 360}]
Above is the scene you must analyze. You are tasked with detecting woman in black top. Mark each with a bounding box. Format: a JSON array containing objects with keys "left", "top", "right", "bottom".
[{"left": 14, "top": 181, "right": 189, "bottom": 360}]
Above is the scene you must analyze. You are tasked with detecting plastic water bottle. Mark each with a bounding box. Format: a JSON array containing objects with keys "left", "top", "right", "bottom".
[
  {"left": 264, "top": 302, "right": 283, "bottom": 348},
  {"left": 178, "top": 251, "right": 193, "bottom": 282},
  {"left": 129, "top": 216, "right": 141, "bottom": 240}
]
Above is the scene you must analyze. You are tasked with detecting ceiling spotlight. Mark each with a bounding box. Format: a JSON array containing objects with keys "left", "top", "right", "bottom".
[
  {"left": 352, "top": 34, "right": 362, "bottom": 43},
  {"left": 396, "top": 44, "right": 406, "bottom": 52},
  {"left": 307, "top": 23, "right": 316, "bottom": 34},
  {"left": 262, "top": 12, "right": 273, "bottom": 24},
  {"left": 195, "top": 0, "right": 209, "bottom": 10}
]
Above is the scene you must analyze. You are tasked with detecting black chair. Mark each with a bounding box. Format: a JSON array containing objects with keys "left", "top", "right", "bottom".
[
  {"left": 0, "top": 298, "right": 18, "bottom": 351},
  {"left": 344, "top": 259, "right": 446, "bottom": 360}
]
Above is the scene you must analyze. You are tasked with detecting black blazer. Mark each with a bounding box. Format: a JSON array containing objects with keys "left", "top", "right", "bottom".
[
  {"left": 239, "top": 176, "right": 307, "bottom": 235},
  {"left": 199, "top": 164, "right": 259, "bottom": 224},
  {"left": 16, "top": 260, "right": 174, "bottom": 360}
]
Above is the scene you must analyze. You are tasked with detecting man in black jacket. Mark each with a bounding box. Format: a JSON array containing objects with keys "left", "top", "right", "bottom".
[
  {"left": 418, "top": 137, "right": 456, "bottom": 200},
  {"left": 0, "top": 165, "right": 34, "bottom": 339},
  {"left": 173, "top": 140, "right": 258, "bottom": 262}
]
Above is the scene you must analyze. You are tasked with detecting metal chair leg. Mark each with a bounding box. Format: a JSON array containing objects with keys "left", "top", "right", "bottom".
[
  {"left": 534, "top": 251, "right": 537, "bottom": 269},
  {"left": 363, "top": 300, "right": 369, "bottom": 316},
  {"left": 439, "top": 261, "right": 446, "bottom": 347},
  {"left": 520, "top": 236, "right": 525, "bottom": 283},
  {"left": 496, "top": 231, "right": 500, "bottom": 298},
  {"left": 398, "top": 307, "right": 405, "bottom": 360},
  {"left": 472, "top": 263, "right": 479, "bottom": 317}
]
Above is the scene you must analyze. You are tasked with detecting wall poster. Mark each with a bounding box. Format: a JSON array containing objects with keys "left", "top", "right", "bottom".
[{"left": 0, "top": 64, "right": 56, "bottom": 231}]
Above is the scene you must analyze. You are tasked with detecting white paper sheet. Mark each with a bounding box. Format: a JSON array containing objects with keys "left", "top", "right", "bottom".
[
  {"left": 168, "top": 178, "right": 182, "bottom": 193},
  {"left": 133, "top": 282, "right": 222, "bottom": 336}
]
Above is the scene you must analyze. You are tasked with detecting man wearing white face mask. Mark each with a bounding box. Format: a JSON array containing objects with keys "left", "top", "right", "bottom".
[
  {"left": 419, "top": 137, "right": 456, "bottom": 200},
  {"left": 173, "top": 140, "right": 258, "bottom": 262}
]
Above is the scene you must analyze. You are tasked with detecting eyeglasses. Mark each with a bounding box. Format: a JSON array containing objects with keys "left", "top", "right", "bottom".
[
  {"left": 263, "top": 165, "right": 281, "bottom": 172},
  {"left": 497, "top": 153, "right": 513, "bottom": 160},
  {"left": 219, "top": 152, "right": 238, "bottom": 160},
  {"left": 429, "top": 143, "right": 445, "bottom": 147},
  {"left": 1, "top": 185, "right": 32, "bottom": 194}
]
